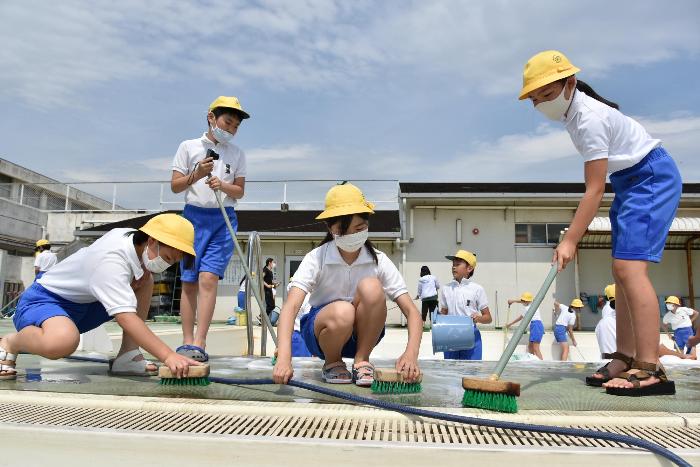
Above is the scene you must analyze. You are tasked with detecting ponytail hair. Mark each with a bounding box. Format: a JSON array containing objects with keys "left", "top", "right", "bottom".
[
  {"left": 575, "top": 80, "right": 619, "bottom": 110},
  {"left": 320, "top": 212, "right": 378, "bottom": 265}
]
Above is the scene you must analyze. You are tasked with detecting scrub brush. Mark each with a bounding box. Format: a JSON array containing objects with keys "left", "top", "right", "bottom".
[
  {"left": 371, "top": 368, "right": 423, "bottom": 394},
  {"left": 461, "top": 265, "right": 557, "bottom": 413},
  {"left": 159, "top": 364, "right": 210, "bottom": 386}
]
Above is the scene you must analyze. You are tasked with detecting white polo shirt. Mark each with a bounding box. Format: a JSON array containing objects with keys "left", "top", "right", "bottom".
[
  {"left": 564, "top": 90, "right": 660, "bottom": 174},
  {"left": 601, "top": 301, "right": 616, "bottom": 320},
  {"left": 663, "top": 307, "right": 695, "bottom": 330},
  {"left": 34, "top": 250, "right": 58, "bottom": 272},
  {"left": 522, "top": 304, "right": 542, "bottom": 322},
  {"left": 172, "top": 133, "right": 247, "bottom": 208},
  {"left": 438, "top": 278, "right": 488, "bottom": 318},
  {"left": 417, "top": 274, "right": 440, "bottom": 299},
  {"left": 290, "top": 242, "right": 408, "bottom": 308},
  {"left": 37, "top": 228, "right": 143, "bottom": 316},
  {"left": 555, "top": 304, "right": 577, "bottom": 327}
]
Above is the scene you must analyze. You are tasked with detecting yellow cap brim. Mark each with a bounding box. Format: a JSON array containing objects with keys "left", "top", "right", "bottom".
[
  {"left": 518, "top": 65, "right": 580, "bottom": 100},
  {"left": 315, "top": 203, "right": 375, "bottom": 220},
  {"left": 139, "top": 226, "right": 196, "bottom": 256}
]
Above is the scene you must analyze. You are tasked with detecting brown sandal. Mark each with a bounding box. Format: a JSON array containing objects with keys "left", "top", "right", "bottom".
[
  {"left": 605, "top": 360, "right": 676, "bottom": 397},
  {"left": 585, "top": 352, "right": 633, "bottom": 387}
]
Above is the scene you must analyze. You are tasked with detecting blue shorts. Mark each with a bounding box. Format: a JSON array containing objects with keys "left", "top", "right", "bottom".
[
  {"left": 444, "top": 327, "right": 482, "bottom": 360},
  {"left": 237, "top": 291, "right": 246, "bottom": 309},
  {"left": 34, "top": 271, "right": 45, "bottom": 281},
  {"left": 181, "top": 204, "right": 238, "bottom": 282},
  {"left": 554, "top": 324, "right": 569, "bottom": 343},
  {"left": 14, "top": 283, "right": 112, "bottom": 334},
  {"left": 529, "top": 320, "right": 544, "bottom": 343},
  {"left": 291, "top": 330, "right": 313, "bottom": 357},
  {"left": 674, "top": 326, "right": 694, "bottom": 354},
  {"left": 300, "top": 303, "right": 386, "bottom": 360},
  {"left": 609, "top": 147, "right": 681, "bottom": 262}
]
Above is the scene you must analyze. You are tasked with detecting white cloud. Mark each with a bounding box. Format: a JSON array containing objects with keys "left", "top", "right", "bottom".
[{"left": 2, "top": 1, "right": 698, "bottom": 108}]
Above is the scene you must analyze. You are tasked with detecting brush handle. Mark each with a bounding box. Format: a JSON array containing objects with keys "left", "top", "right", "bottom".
[{"left": 491, "top": 264, "right": 558, "bottom": 379}]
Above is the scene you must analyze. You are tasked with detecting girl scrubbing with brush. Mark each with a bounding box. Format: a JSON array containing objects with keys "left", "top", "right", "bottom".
[
  {"left": 272, "top": 183, "right": 422, "bottom": 387},
  {"left": 519, "top": 50, "right": 681, "bottom": 396}
]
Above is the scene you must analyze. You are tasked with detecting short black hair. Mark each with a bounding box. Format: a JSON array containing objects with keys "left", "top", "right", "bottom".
[
  {"left": 207, "top": 107, "right": 245, "bottom": 127},
  {"left": 265, "top": 258, "right": 274, "bottom": 267},
  {"left": 420, "top": 266, "right": 431, "bottom": 277}
]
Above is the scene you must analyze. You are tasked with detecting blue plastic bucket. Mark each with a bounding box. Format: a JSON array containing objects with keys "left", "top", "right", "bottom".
[
  {"left": 269, "top": 308, "right": 280, "bottom": 326},
  {"left": 431, "top": 314, "right": 476, "bottom": 353}
]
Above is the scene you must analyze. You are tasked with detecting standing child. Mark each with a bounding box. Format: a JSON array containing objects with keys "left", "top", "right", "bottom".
[
  {"left": 34, "top": 239, "right": 57, "bottom": 280},
  {"left": 663, "top": 296, "right": 698, "bottom": 354},
  {"left": 594, "top": 284, "right": 617, "bottom": 357},
  {"left": 272, "top": 183, "right": 422, "bottom": 386},
  {"left": 438, "top": 250, "right": 491, "bottom": 360},
  {"left": 506, "top": 292, "right": 545, "bottom": 359},
  {"left": 170, "top": 96, "right": 250, "bottom": 362},
  {"left": 415, "top": 265, "right": 440, "bottom": 325},
  {"left": 552, "top": 298, "right": 581, "bottom": 361},
  {"left": 520, "top": 50, "right": 681, "bottom": 395}
]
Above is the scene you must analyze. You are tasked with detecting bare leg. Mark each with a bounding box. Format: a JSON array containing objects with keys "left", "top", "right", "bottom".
[
  {"left": 560, "top": 343, "right": 570, "bottom": 361},
  {"left": 531, "top": 342, "right": 543, "bottom": 360},
  {"left": 1, "top": 316, "right": 80, "bottom": 359},
  {"left": 352, "top": 277, "right": 387, "bottom": 364},
  {"left": 118, "top": 277, "right": 156, "bottom": 370},
  {"left": 605, "top": 260, "right": 661, "bottom": 389},
  {"left": 193, "top": 272, "right": 219, "bottom": 350},
  {"left": 314, "top": 301, "right": 356, "bottom": 364},
  {"left": 180, "top": 281, "right": 198, "bottom": 346}
]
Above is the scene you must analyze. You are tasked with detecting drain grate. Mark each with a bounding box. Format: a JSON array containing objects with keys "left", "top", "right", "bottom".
[{"left": 2, "top": 402, "right": 699, "bottom": 450}]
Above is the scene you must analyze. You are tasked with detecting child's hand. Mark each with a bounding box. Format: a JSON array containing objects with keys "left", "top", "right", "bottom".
[
  {"left": 273, "top": 357, "right": 294, "bottom": 384},
  {"left": 552, "top": 240, "right": 577, "bottom": 271},
  {"left": 163, "top": 353, "right": 201, "bottom": 378},
  {"left": 196, "top": 157, "right": 215, "bottom": 178},
  {"left": 395, "top": 351, "right": 420, "bottom": 383},
  {"left": 207, "top": 176, "right": 222, "bottom": 191}
]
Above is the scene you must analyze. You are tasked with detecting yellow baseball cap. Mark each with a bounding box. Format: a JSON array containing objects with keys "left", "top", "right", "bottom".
[
  {"left": 604, "top": 284, "right": 615, "bottom": 300},
  {"left": 570, "top": 298, "right": 584, "bottom": 308},
  {"left": 445, "top": 250, "right": 477, "bottom": 268},
  {"left": 665, "top": 296, "right": 681, "bottom": 306},
  {"left": 209, "top": 96, "right": 250, "bottom": 119},
  {"left": 520, "top": 292, "right": 534, "bottom": 302},
  {"left": 139, "top": 214, "right": 196, "bottom": 256},
  {"left": 316, "top": 183, "right": 375, "bottom": 220},
  {"left": 518, "top": 50, "right": 580, "bottom": 100},
  {"left": 35, "top": 239, "right": 50, "bottom": 247}
]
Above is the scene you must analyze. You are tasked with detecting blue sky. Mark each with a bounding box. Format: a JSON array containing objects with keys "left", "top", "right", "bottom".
[{"left": 1, "top": 0, "right": 699, "bottom": 205}]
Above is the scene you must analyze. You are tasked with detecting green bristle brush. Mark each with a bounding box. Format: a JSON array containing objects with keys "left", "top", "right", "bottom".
[
  {"left": 159, "top": 364, "right": 211, "bottom": 386},
  {"left": 371, "top": 368, "right": 423, "bottom": 394}
]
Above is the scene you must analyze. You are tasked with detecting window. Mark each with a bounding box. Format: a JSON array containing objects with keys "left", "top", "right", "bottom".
[{"left": 515, "top": 223, "right": 569, "bottom": 245}]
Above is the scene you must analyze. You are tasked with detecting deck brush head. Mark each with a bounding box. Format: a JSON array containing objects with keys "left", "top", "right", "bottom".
[
  {"left": 159, "top": 364, "right": 210, "bottom": 386},
  {"left": 371, "top": 368, "right": 423, "bottom": 394},
  {"left": 461, "top": 377, "right": 520, "bottom": 413}
]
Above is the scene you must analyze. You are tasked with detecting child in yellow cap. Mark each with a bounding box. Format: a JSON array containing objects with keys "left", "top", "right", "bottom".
[
  {"left": 439, "top": 250, "right": 492, "bottom": 360},
  {"left": 519, "top": 51, "right": 681, "bottom": 396},
  {"left": 1, "top": 214, "right": 201, "bottom": 380},
  {"left": 552, "top": 298, "right": 581, "bottom": 361},
  {"left": 662, "top": 296, "right": 698, "bottom": 354},
  {"left": 506, "top": 292, "right": 545, "bottom": 359},
  {"left": 170, "top": 96, "right": 250, "bottom": 362},
  {"left": 33, "top": 239, "right": 57, "bottom": 280},
  {"left": 272, "top": 183, "right": 422, "bottom": 387}
]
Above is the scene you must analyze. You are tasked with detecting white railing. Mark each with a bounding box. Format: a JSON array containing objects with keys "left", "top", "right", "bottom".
[{"left": 0, "top": 180, "right": 399, "bottom": 212}]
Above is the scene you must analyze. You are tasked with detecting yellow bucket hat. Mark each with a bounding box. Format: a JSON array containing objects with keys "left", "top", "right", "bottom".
[
  {"left": 518, "top": 50, "right": 580, "bottom": 100},
  {"left": 139, "top": 214, "right": 196, "bottom": 256},
  {"left": 316, "top": 183, "right": 375, "bottom": 220},
  {"left": 35, "top": 239, "right": 50, "bottom": 247},
  {"left": 520, "top": 292, "right": 534, "bottom": 302},
  {"left": 570, "top": 298, "right": 584, "bottom": 308},
  {"left": 665, "top": 295, "right": 681, "bottom": 306},
  {"left": 209, "top": 96, "right": 250, "bottom": 119},
  {"left": 445, "top": 250, "right": 477, "bottom": 268},
  {"left": 604, "top": 284, "right": 616, "bottom": 300}
]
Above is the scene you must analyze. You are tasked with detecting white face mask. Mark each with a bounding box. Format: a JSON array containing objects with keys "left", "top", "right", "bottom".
[
  {"left": 334, "top": 229, "right": 369, "bottom": 253},
  {"left": 142, "top": 243, "right": 172, "bottom": 274},
  {"left": 666, "top": 304, "right": 675, "bottom": 312},
  {"left": 212, "top": 123, "right": 234, "bottom": 144},
  {"left": 535, "top": 84, "right": 573, "bottom": 121}
]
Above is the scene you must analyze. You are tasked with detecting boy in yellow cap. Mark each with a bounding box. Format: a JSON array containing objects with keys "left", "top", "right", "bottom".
[
  {"left": 552, "top": 298, "right": 581, "bottom": 361},
  {"left": 506, "top": 292, "right": 545, "bottom": 359},
  {"left": 34, "top": 239, "right": 57, "bottom": 280},
  {"left": 170, "top": 96, "right": 250, "bottom": 362},
  {"left": 662, "top": 296, "right": 698, "bottom": 354},
  {"left": 272, "top": 183, "right": 422, "bottom": 387},
  {"left": 438, "top": 250, "right": 492, "bottom": 360},
  {"left": 519, "top": 51, "right": 681, "bottom": 396},
  {"left": 0, "top": 214, "right": 201, "bottom": 380},
  {"left": 594, "top": 284, "right": 617, "bottom": 357}
]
